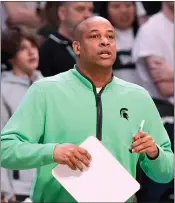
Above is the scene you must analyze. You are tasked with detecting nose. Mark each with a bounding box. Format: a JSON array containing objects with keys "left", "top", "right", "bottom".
[
  {"left": 100, "top": 37, "right": 110, "bottom": 47},
  {"left": 84, "top": 10, "right": 92, "bottom": 20},
  {"left": 28, "top": 48, "right": 34, "bottom": 54},
  {"left": 28, "top": 47, "right": 36, "bottom": 56}
]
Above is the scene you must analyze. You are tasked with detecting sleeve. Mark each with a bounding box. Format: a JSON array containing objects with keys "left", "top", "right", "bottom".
[
  {"left": 139, "top": 90, "right": 174, "bottom": 183},
  {"left": 1, "top": 83, "right": 57, "bottom": 170},
  {"left": 38, "top": 40, "right": 54, "bottom": 77},
  {"left": 1, "top": 95, "right": 11, "bottom": 130},
  {"left": 132, "top": 24, "right": 163, "bottom": 62}
]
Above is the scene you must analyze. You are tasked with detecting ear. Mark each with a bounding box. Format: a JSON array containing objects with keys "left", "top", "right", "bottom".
[
  {"left": 58, "top": 6, "right": 66, "bottom": 21},
  {"left": 72, "top": 41, "right": 80, "bottom": 56}
]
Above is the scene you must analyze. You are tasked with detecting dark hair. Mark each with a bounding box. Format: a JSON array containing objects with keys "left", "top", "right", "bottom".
[
  {"left": 44, "top": 1, "right": 68, "bottom": 26},
  {"left": 98, "top": 2, "right": 139, "bottom": 36},
  {"left": 1, "top": 26, "right": 39, "bottom": 69}
]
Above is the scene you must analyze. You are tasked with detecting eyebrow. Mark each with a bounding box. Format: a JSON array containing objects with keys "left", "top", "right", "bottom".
[{"left": 89, "top": 29, "right": 114, "bottom": 33}]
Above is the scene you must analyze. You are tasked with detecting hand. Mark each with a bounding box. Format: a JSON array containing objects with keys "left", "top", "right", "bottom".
[
  {"left": 129, "top": 132, "right": 159, "bottom": 159},
  {"left": 151, "top": 67, "right": 173, "bottom": 82},
  {"left": 53, "top": 143, "right": 92, "bottom": 171},
  {"left": 147, "top": 56, "right": 174, "bottom": 82}
]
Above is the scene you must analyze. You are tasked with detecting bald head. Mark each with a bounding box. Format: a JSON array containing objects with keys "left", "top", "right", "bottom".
[
  {"left": 74, "top": 16, "right": 114, "bottom": 41},
  {"left": 72, "top": 15, "right": 116, "bottom": 69}
]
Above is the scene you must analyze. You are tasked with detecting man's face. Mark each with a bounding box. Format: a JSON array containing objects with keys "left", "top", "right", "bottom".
[
  {"left": 107, "top": 2, "right": 135, "bottom": 30},
  {"left": 60, "top": 2, "right": 93, "bottom": 31},
  {"left": 74, "top": 19, "right": 117, "bottom": 68}
]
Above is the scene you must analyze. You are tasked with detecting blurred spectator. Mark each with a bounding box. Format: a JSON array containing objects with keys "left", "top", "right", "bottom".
[
  {"left": 38, "top": 1, "right": 94, "bottom": 77},
  {"left": 136, "top": 1, "right": 162, "bottom": 25},
  {"left": 133, "top": 2, "right": 174, "bottom": 202},
  {"left": 37, "top": 2, "right": 60, "bottom": 40},
  {"left": 99, "top": 2, "right": 141, "bottom": 85},
  {"left": 1, "top": 2, "right": 45, "bottom": 30},
  {"left": 133, "top": 1, "right": 174, "bottom": 105},
  {"left": 1, "top": 27, "right": 43, "bottom": 201}
]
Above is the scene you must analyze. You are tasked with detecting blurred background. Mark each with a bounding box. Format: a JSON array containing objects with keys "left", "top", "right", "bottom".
[{"left": 1, "top": 1, "right": 174, "bottom": 203}]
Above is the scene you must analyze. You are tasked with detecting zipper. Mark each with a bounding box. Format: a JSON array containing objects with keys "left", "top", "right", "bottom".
[
  {"left": 75, "top": 66, "right": 113, "bottom": 141},
  {"left": 93, "top": 87, "right": 105, "bottom": 141}
]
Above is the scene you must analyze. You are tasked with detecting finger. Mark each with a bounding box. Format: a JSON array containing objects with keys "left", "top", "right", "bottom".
[
  {"left": 132, "top": 141, "right": 154, "bottom": 153},
  {"left": 66, "top": 158, "right": 77, "bottom": 170},
  {"left": 132, "top": 132, "right": 148, "bottom": 141},
  {"left": 131, "top": 135, "right": 152, "bottom": 149},
  {"left": 70, "top": 156, "right": 84, "bottom": 172},
  {"left": 152, "top": 56, "right": 165, "bottom": 63},
  {"left": 78, "top": 147, "right": 92, "bottom": 160},
  {"left": 73, "top": 151, "right": 90, "bottom": 167},
  {"left": 82, "top": 155, "right": 91, "bottom": 167},
  {"left": 150, "top": 63, "right": 161, "bottom": 68},
  {"left": 138, "top": 146, "right": 155, "bottom": 153}
]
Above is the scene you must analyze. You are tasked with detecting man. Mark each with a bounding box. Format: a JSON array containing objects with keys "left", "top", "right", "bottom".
[
  {"left": 38, "top": 1, "right": 93, "bottom": 77},
  {"left": 1, "top": 17, "right": 174, "bottom": 203},
  {"left": 132, "top": 3, "right": 174, "bottom": 201}
]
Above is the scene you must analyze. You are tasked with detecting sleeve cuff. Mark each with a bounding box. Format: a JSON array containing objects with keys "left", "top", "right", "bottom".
[
  {"left": 146, "top": 145, "right": 159, "bottom": 160},
  {"left": 144, "top": 145, "right": 163, "bottom": 166},
  {"left": 44, "top": 143, "right": 58, "bottom": 165}
]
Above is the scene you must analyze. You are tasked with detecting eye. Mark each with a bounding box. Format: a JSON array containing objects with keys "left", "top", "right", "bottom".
[
  {"left": 90, "top": 35, "right": 99, "bottom": 39},
  {"left": 108, "top": 35, "right": 114, "bottom": 39},
  {"left": 19, "top": 45, "right": 26, "bottom": 51}
]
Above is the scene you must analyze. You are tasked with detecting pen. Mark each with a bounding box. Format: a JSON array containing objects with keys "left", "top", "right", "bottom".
[
  {"left": 129, "top": 120, "right": 145, "bottom": 153},
  {"left": 138, "top": 120, "right": 145, "bottom": 132}
]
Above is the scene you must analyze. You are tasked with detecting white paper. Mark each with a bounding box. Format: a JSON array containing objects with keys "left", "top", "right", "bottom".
[{"left": 52, "top": 136, "right": 140, "bottom": 202}]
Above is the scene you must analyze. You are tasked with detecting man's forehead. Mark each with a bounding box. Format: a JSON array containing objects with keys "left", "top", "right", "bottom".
[
  {"left": 66, "top": 1, "right": 93, "bottom": 7},
  {"left": 88, "top": 27, "right": 114, "bottom": 33},
  {"left": 84, "top": 22, "right": 114, "bottom": 33},
  {"left": 74, "top": 17, "right": 114, "bottom": 40}
]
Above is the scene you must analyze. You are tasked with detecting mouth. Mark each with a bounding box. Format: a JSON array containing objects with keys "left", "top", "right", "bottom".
[
  {"left": 99, "top": 50, "right": 112, "bottom": 59},
  {"left": 28, "top": 58, "right": 37, "bottom": 63}
]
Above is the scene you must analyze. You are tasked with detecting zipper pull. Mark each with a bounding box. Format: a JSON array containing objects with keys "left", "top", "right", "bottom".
[{"left": 96, "top": 94, "right": 100, "bottom": 107}]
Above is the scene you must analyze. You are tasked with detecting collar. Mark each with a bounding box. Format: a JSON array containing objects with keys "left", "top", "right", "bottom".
[
  {"left": 51, "top": 32, "right": 73, "bottom": 45},
  {"left": 71, "top": 64, "right": 114, "bottom": 92}
]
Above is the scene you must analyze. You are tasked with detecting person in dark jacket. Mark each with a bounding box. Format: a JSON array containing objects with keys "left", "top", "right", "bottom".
[{"left": 38, "top": 1, "right": 93, "bottom": 77}]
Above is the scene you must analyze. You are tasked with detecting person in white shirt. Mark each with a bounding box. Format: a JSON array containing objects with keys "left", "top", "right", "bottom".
[
  {"left": 132, "top": 2, "right": 174, "bottom": 103},
  {"left": 99, "top": 1, "right": 141, "bottom": 85},
  {"left": 132, "top": 2, "right": 174, "bottom": 202}
]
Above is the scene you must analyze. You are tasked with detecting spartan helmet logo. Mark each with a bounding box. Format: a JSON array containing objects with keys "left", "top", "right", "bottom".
[{"left": 120, "top": 108, "right": 129, "bottom": 120}]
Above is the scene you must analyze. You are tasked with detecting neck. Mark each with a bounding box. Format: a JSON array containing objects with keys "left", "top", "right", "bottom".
[
  {"left": 12, "top": 67, "right": 34, "bottom": 79},
  {"left": 162, "top": 3, "right": 174, "bottom": 22},
  {"left": 76, "top": 62, "right": 113, "bottom": 88},
  {"left": 58, "top": 24, "right": 74, "bottom": 41}
]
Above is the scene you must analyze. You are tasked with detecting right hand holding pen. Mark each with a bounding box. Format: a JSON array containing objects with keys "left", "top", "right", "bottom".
[{"left": 53, "top": 144, "right": 92, "bottom": 171}]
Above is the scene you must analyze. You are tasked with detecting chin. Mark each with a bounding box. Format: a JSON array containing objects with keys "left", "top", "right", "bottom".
[
  {"left": 25, "top": 66, "right": 37, "bottom": 73},
  {"left": 96, "top": 61, "right": 114, "bottom": 68},
  {"left": 30, "top": 63, "right": 38, "bottom": 70}
]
